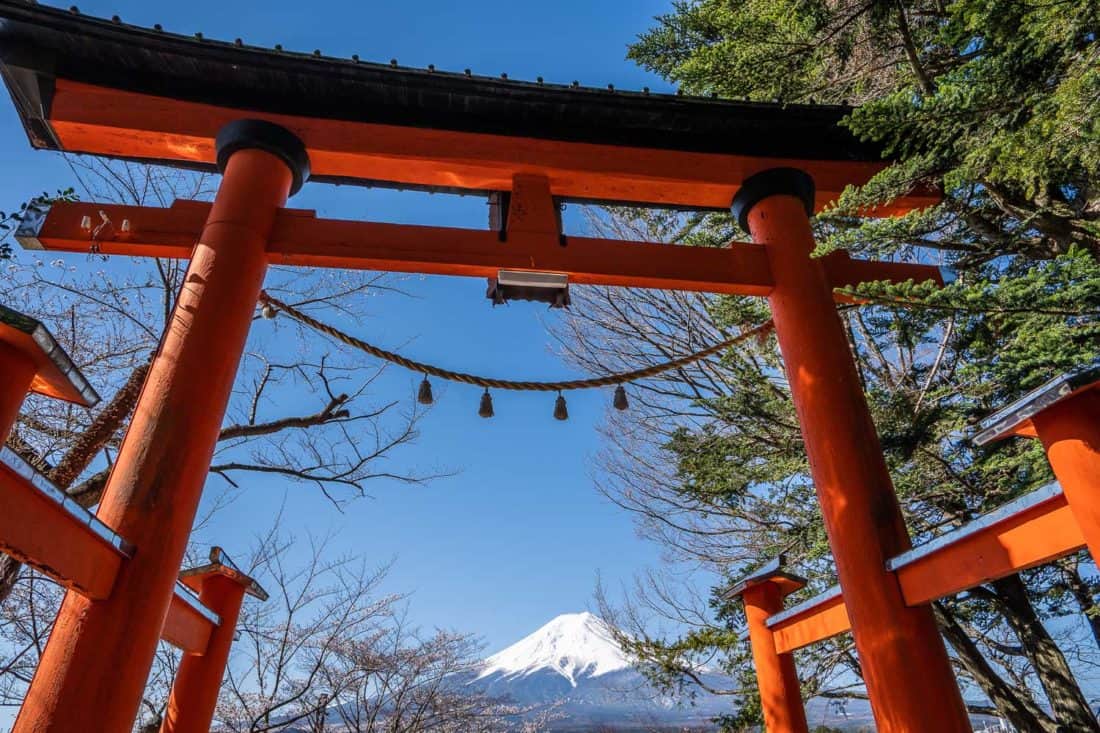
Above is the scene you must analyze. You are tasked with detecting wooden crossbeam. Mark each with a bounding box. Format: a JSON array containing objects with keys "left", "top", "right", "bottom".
[
  {"left": 162, "top": 586, "right": 219, "bottom": 655},
  {"left": 763, "top": 485, "right": 1084, "bottom": 652},
  {"left": 888, "top": 484, "right": 1083, "bottom": 606},
  {"left": 0, "top": 447, "right": 220, "bottom": 652},
  {"left": 768, "top": 586, "right": 849, "bottom": 655},
  {"left": 20, "top": 201, "right": 947, "bottom": 297},
  {"left": 0, "top": 448, "right": 127, "bottom": 600}
]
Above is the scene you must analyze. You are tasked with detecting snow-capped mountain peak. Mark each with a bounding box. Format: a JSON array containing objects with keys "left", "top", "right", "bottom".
[{"left": 477, "top": 612, "right": 631, "bottom": 687}]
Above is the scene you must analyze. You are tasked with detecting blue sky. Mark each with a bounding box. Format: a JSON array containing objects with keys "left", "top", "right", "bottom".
[{"left": 0, "top": 0, "right": 685, "bottom": 653}]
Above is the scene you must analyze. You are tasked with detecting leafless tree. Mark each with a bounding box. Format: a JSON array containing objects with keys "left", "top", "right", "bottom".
[
  {"left": 0, "top": 157, "right": 437, "bottom": 598},
  {"left": 207, "top": 525, "right": 400, "bottom": 732},
  {"left": 0, "top": 157, "right": 443, "bottom": 719},
  {"left": 320, "top": 613, "right": 549, "bottom": 732},
  {"left": 128, "top": 517, "right": 551, "bottom": 733}
]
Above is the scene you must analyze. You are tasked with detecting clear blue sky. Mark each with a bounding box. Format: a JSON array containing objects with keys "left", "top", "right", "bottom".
[{"left": 0, "top": 0, "right": 684, "bottom": 653}]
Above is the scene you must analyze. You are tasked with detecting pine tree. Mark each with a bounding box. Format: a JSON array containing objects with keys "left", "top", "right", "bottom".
[{"left": 571, "top": 2, "right": 1100, "bottom": 729}]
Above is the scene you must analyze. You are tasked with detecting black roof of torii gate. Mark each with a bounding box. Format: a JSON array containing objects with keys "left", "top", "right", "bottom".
[
  {"left": 0, "top": 2, "right": 875, "bottom": 159},
  {"left": 0, "top": 1, "right": 931, "bottom": 211}
]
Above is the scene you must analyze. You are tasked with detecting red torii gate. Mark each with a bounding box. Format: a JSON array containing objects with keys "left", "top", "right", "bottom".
[
  {"left": 728, "top": 365, "right": 1100, "bottom": 731},
  {"left": 0, "top": 3, "right": 973, "bottom": 731}
]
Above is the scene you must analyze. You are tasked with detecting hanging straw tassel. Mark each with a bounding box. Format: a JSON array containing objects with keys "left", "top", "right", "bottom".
[
  {"left": 417, "top": 376, "right": 434, "bottom": 405},
  {"left": 260, "top": 303, "right": 277, "bottom": 319},
  {"left": 613, "top": 384, "right": 629, "bottom": 411},
  {"left": 478, "top": 389, "right": 494, "bottom": 418},
  {"left": 553, "top": 392, "right": 569, "bottom": 421}
]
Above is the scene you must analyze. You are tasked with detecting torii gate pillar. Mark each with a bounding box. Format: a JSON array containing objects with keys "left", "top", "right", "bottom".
[
  {"left": 742, "top": 583, "right": 807, "bottom": 733},
  {"left": 161, "top": 550, "right": 269, "bottom": 733},
  {"left": 1032, "top": 397, "right": 1100, "bottom": 560},
  {"left": 14, "top": 121, "right": 309, "bottom": 733},
  {"left": 0, "top": 342, "right": 35, "bottom": 441},
  {"left": 734, "top": 169, "right": 971, "bottom": 732},
  {"left": 726, "top": 559, "right": 809, "bottom": 733},
  {"left": 972, "top": 372, "right": 1100, "bottom": 564}
]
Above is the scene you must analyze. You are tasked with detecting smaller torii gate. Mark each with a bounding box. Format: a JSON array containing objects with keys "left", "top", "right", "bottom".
[
  {"left": 0, "top": 303, "right": 266, "bottom": 733},
  {"left": 729, "top": 365, "right": 1100, "bottom": 732},
  {"left": 164, "top": 548, "right": 269, "bottom": 733}
]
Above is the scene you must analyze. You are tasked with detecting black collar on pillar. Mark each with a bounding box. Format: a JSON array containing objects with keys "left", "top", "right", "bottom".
[
  {"left": 730, "top": 168, "right": 816, "bottom": 232},
  {"left": 215, "top": 119, "right": 311, "bottom": 196}
]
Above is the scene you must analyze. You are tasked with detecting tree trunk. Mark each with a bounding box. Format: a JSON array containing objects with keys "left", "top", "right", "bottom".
[
  {"left": 934, "top": 602, "right": 1058, "bottom": 732},
  {"left": 1059, "top": 557, "right": 1100, "bottom": 650},
  {"left": 46, "top": 360, "right": 150, "bottom": 488},
  {"left": 989, "top": 574, "right": 1100, "bottom": 731}
]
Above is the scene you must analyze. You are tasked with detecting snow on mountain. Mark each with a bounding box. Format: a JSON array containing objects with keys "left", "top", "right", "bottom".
[
  {"left": 477, "top": 612, "right": 631, "bottom": 687},
  {"left": 470, "top": 612, "right": 736, "bottom": 729}
]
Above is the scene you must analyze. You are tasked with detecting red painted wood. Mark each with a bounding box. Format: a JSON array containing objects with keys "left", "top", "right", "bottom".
[
  {"left": 896, "top": 493, "right": 1083, "bottom": 606},
  {"left": 771, "top": 593, "right": 851, "bottom": 655},
  {"left": 750, "top": 193, "right": 970, "bottom": 732},
  {"left": 0, "top": 463, "right": 124, "bottom": 600},
  {"left": 30, "top": 201, "right": 946, "bottom": 299},
  {"left": 161, "top": 594, "right": 216, "bottom": 657},
  {"left": 48, "top": 80, "right": 939, "bottom": 214},
  {"left": 161, "top": 570, "right": 252, "bottom": 733},
  {"left": 15, "top": 147, "right": 292, "bottom": 733},
  {"left": 0, "top": 341, "right": 35, "bottom": 441},
  {"left": 742, "top": 583, "right": 810, "bottom": 733},
  {"left": 1036, "top": 390, "right": 1100, "bottom": 567}
]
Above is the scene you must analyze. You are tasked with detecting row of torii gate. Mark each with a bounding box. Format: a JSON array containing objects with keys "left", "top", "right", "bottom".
[{"left": 0, "top": 4, "right": 1097, "bottom": 732}]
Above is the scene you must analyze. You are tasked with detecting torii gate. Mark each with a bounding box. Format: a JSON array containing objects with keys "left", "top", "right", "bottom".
[{"left": 0, "top": 3, "right": 970, "bottom": 731}]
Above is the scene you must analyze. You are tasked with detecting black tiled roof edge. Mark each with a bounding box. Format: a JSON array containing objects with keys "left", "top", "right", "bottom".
[
  {"left": 0, "top": 0, "right": 886, "bottom": 165},
  {"left": 726, "top": 554, "right": 808, "bottom": 598},
  {"left": 0, "top": 301, "right": 100, "bottom": 407},
  {"left": 973, "top": 362, "right": 1100, "bottom": 445},
  {"left": 23, "top": 2, "right": 845, "bottom": 108}
]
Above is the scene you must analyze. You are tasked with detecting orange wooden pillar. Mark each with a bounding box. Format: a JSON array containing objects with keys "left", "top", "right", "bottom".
[
  {"left": 1037, "top": 392, "right": 1100, "bottom": 561},
  {"left": 727, "top": 559, "right": 809, "bottom": 733},
  {"left": 974, "top": 368, "right": 1100, "bottom": 563},
  {"left": 0, "top": 341, "right": 35, "bottom": 441},
  {"left": 732, "top": 169, "right": 971, "bottom": 732},
  {"left": 14, "top": 120, "right": 309, "bottom": 733},
  {"left": 161, "top": 549, "right": 268, "bottom": 733},
  {"left": 0, "top": 304, "right": 100, "bottom": 440}
]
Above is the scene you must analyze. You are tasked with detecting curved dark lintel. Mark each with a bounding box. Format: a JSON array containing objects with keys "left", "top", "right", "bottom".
[{"left": 0, "top": 1, "right": 880, "bottom": 163}]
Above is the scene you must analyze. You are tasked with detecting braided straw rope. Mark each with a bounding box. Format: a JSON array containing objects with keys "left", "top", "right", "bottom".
[{"left": 258, "top": 291, "right": 774, "bottom": 392}]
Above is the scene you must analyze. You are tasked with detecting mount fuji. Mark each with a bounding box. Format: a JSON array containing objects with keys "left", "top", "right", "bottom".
[
  {"left": 467, "top": 612, "right": 733, "bottom": 731},
  {"left": 478, "top": 612, "right": 631, "bottom": 688}
]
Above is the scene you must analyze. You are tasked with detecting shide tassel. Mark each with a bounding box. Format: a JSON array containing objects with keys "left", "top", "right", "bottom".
[
  {"left": 613, "top": 384, "right": 629, "bottom": 411},
  {"left": 553, "top": 392, "right": 569, "bottom": 421},
  {"left": 417, "top": 376, "right": 434, "bottom": 405},
  {"left": 478, "top": 389, "right": 494, "bottom": 418}
]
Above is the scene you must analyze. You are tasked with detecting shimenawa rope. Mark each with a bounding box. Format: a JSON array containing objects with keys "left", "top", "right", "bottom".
[{"left": 258, "top": 291, "right": 774, "bottom": 393}]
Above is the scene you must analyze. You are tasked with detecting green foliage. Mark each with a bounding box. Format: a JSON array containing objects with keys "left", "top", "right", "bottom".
[
  {"left": 635, "top": 1, "right": 1100, "bottom": 261},
  {"left": 619, "top": 0, "right": 1100, "bottom": 725},
  {"left": 629, "top": 0, "right": 899, "bottom": 103}
]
